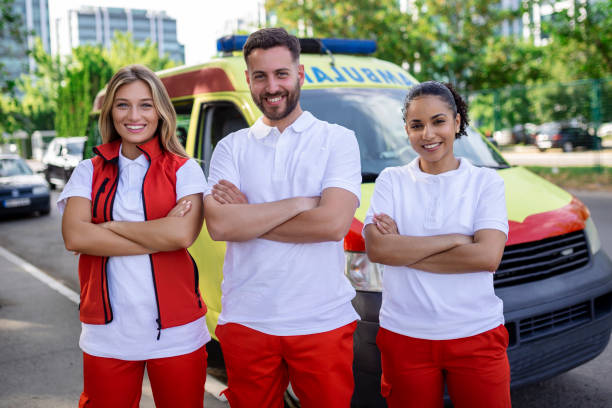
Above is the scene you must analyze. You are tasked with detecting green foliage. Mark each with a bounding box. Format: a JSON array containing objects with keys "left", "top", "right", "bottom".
[
  {"left": 106, "top": 32, "right": 177, "bottom": 72},
  {"left": 5, "top": 31, "right": 179, "bottom": 156},
  {"left": 267, "top": 0, "right": 533, "bottom": 94},
  {"left": 539, "top": 0, "right": 611, "bottom": 79},
  {"left": 54, "top": 45, "right": 112, "bottom": 138},
  {"left": 267, "top": 0, "right": 610, "bottom": 134}
]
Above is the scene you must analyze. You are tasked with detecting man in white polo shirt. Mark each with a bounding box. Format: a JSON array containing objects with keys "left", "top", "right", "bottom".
[{"left": 203, "top": 28, "right": 362, "bottom": 408}]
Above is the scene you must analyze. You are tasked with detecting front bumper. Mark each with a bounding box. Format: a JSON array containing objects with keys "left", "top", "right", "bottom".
[
  {"left": 350, "top": 250, "right": 612, "bottom": 408},
  {"left": 0, "top": 195, "right": 50, "bottom": 216}
]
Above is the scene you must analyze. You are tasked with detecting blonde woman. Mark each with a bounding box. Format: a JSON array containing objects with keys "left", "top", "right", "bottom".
[{"left": 59, "top": 65, "right": 209, "bottom": 408}]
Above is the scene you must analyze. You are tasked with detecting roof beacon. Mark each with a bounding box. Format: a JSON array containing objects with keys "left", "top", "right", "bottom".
[{"left": 216, "top": 35, "right": 377, "bottom": 56}]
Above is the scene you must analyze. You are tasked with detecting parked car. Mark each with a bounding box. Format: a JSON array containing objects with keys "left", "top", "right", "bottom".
[
  {"left": 493, "top": 128, "right": 513, "bottom": 146},
  {"left": 597, "top": 122, "right": 612, "bottom": 138},
  {"left": 535, "top": 122, "right": 601, "bottom": 152},
  {"left": 42, "top": 137, "right": 86, "bottom": 189},
  {"left": 31, "top": 130, "right": 57, "bottom": 161},
  {"left": 0, "top": 154, "right": 50, "bottom": 216},
  {"left": 512, "top": 123, "right": 537, "bottom": 144},
  {"left": 90, "top": 36, "right": 612, "bottom": 407}
]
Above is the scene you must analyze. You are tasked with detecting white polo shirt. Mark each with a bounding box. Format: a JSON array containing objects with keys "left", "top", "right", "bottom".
[
  {"left": 58, "top": 149, "right": 210, "bottom": 360},
  {"left": 205, "top": 111, "right": 361, "bottom": 336},
  {"left": 364, "top": 158, "right": 508, "bottom": 340}
]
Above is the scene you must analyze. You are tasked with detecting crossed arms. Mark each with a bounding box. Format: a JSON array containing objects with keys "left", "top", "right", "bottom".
[
  {"left": 62, "top": 194, "right": 204, "bottom": 257},
  {"left": 364, "top": 213, "right": 506, "bottom": 274},
  {"left": 204, "top": 180, "right": 359, "bottom": 243}
]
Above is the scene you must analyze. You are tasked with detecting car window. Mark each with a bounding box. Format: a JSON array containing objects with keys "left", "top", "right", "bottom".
[
  {"left": 174, "top": 100, "right": 194, "bottom": 148},
  {"left": 0, "top": 158, "right": 33, "bottom": 177},
  {"left": 300, "top": 88, "right": 508, "bottom": 180},
  {"left": 66, "top": 141, "right": 84, "bottom": 156}
]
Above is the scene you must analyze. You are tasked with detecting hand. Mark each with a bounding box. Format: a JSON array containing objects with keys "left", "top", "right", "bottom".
[
  {"left": 373, "top": 213, "right": 399, "bottom": 235},
  {"left": 212, "top": 180, "right": 248, "bottom": 204},
  {"left": 167, "top": 199, "right": 192, "bottom": 217}
]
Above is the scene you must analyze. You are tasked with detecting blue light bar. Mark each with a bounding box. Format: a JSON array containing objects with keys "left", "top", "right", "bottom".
[
  {"left": 216, "top": 35, "right": 377, "bottom": 55},
  {"left": 318, "top": 38, "right": 377, "bottom": 55},
  {"left": 217, "top": 35, "right": 248, "bottom": 53}
]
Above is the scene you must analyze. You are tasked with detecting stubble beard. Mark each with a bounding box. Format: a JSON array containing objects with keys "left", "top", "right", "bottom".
[{"left": 252, "top": 79, "right": 301, "bottom": 122}]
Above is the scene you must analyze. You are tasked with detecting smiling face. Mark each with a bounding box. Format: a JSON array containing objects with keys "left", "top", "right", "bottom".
[
  {"left": 245, "top": 46, "right": 305, "bottom": 132},
  {"left": 111, "top": 80, "right": 159, "bottom": 159},
  {"left": 405, "top": 95, "right": 461, "bottom": 174}
]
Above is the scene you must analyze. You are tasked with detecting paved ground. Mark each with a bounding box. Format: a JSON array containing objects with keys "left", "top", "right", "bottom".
[
  {"left": 0, "top": 248, "right": 228, "bottom": 408},
  {"left": 1, "top": 167, "right": 612, "bottom": 407},
  {"left": 501, "top": 145, "right": 612, "bottom": 167}
]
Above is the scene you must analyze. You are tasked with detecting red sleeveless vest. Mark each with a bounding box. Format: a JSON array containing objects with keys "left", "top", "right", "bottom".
[{"left": 77, "top": 136, "right": 206, "bottom": 336}]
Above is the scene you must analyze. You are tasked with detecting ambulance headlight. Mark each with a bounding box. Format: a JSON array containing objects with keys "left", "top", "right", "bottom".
[
  {"left": 345, "top": 252, "right": 383, "bottom": 292},
  {"left": 585, "top": 217, "right": 601, "bottom": 255}
]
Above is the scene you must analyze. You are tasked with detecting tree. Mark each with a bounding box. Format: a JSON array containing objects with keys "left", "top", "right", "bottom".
[
  {"left": 106, "top": 32, "right": 177, "bottom": 72},
  {"left": 54, "top": 45, "right": 113, "bottom": 138},
  {"left": 266, "top": 0, "right": 538, "bottom": 94},
  {"left": 539, "top": 0, "right": 611, "bottom": 80}
]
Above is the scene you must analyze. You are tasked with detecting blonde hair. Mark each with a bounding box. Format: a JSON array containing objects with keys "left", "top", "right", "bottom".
[{"left": 98, "top": 64, "right": 188, "bottom": 158}]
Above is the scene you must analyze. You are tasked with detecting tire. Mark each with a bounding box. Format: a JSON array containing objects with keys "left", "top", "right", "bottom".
[
  {"left": 44, "top": 170, "right": 56, "bottom": 190},
  {"left": 562, "top": 141, "right": 574, "bottom": 152}
]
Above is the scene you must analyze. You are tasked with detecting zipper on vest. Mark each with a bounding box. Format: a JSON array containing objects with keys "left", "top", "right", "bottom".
[
  {"left": 138, "top": 146, "right": 163, "bottom": 340},
  {"left": 101, "top": 258, "right": 109, "bottom": 322},
  {"left": 92, "top": 178, "right": 109, "bottom": 219},
  {"left": 101, "top": 171, "right": 119, "bottom": 322},
  {"left": 189, "top": 253, "right": 203, "bottom": 308},
  {"left": 103, "top": 174, "right": 120, "bottom": 222}
]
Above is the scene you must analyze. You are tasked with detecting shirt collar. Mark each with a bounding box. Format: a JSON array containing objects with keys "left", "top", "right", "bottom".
[
  {"left": 118, "top": 144, "right": 149, "bottom": 169},
  {"left": 408, "top": 156, "right": 471, "bottom": 179},
  {"left": 249, "top": 111, "right": 315, "bottom": 140}
]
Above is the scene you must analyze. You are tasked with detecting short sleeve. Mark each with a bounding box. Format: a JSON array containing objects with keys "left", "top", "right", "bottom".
[
  {"left": 176, "top": 158, "right": 207, "bottom": 200},
  {"left": 56, "top": 159, "right": 94, "bottom": 214},
  {"left": 474, "top": 171, "right": 509, "bottom": 238},
  {"left": 362, "top": 168, "right": 395, "bottom": 236},
  {"left": 205, "top": 136, "right": 240, "bottom": 196},
  {"left": 321, "top": 126, "right": 362, "bottom": 203}
]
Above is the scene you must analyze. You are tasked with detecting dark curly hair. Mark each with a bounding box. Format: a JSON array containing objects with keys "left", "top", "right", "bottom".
[{"left": 401, "top": 81, "right": 469, "bottom": 138}]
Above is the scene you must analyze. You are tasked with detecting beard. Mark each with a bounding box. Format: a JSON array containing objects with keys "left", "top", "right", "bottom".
[{"left": 252, "top": 78, "right": 301, "bottom": 122}]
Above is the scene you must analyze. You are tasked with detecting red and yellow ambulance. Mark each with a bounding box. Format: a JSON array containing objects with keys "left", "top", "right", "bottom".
[{"left": 92, "top": 35, "right": 612, "bottom": 406}]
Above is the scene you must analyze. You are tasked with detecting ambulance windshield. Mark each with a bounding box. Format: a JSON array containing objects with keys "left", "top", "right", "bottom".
[{"left": 300, "top": 88, "right": 508, "bottom": 181}]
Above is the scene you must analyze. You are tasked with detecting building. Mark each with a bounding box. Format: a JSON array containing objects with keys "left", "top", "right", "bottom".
[
  {"left": 0, "top": 0, "right": 50, "bottom": 83},
  {"left": 55, "top": 6, "right": 184, "bottom": 64}
]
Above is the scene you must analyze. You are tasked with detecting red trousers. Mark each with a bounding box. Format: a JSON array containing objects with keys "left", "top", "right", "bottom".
[
  {"left": 215, "top": 321, "right": 357, "bottom": 408},
  {"left": 78, "top": 345, "right": 207, "bottom": 408},
  {"left": 376, "top": 325, "right": 511, "bottom": 408}
]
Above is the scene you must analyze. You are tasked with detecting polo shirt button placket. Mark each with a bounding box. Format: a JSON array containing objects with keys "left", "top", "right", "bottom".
[
  {"left": 425, "top": 178, "right": 441, "bottom": 230},
  {"left": 273, "top": 128, "right": 287, "bottom": 181}
]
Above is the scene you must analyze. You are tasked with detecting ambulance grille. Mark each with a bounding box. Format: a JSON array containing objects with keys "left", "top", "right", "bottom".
[
  {"left": 494, "top": 230, "right": 589, "bottom": 287},
  {"left": 518, "top": 302, "right": 591, "bottom": 342}
]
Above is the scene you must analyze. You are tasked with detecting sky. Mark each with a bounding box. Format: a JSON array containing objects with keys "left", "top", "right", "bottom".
[{"left": 48, "top": 0, "right": 263, "bottom": 65}]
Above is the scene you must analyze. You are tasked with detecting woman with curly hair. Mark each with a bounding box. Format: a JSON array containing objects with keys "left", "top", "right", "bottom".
[{"left": 364, "top": 81, "right": 511, "bottom": 408}]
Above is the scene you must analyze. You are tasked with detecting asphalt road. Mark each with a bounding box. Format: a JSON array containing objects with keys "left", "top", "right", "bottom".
[
  {"left": 0, "top": 191, "right": 229, "bottom": 408},
  {"left": 1, "top": 186, "right": 612, "bottom": 407}
]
